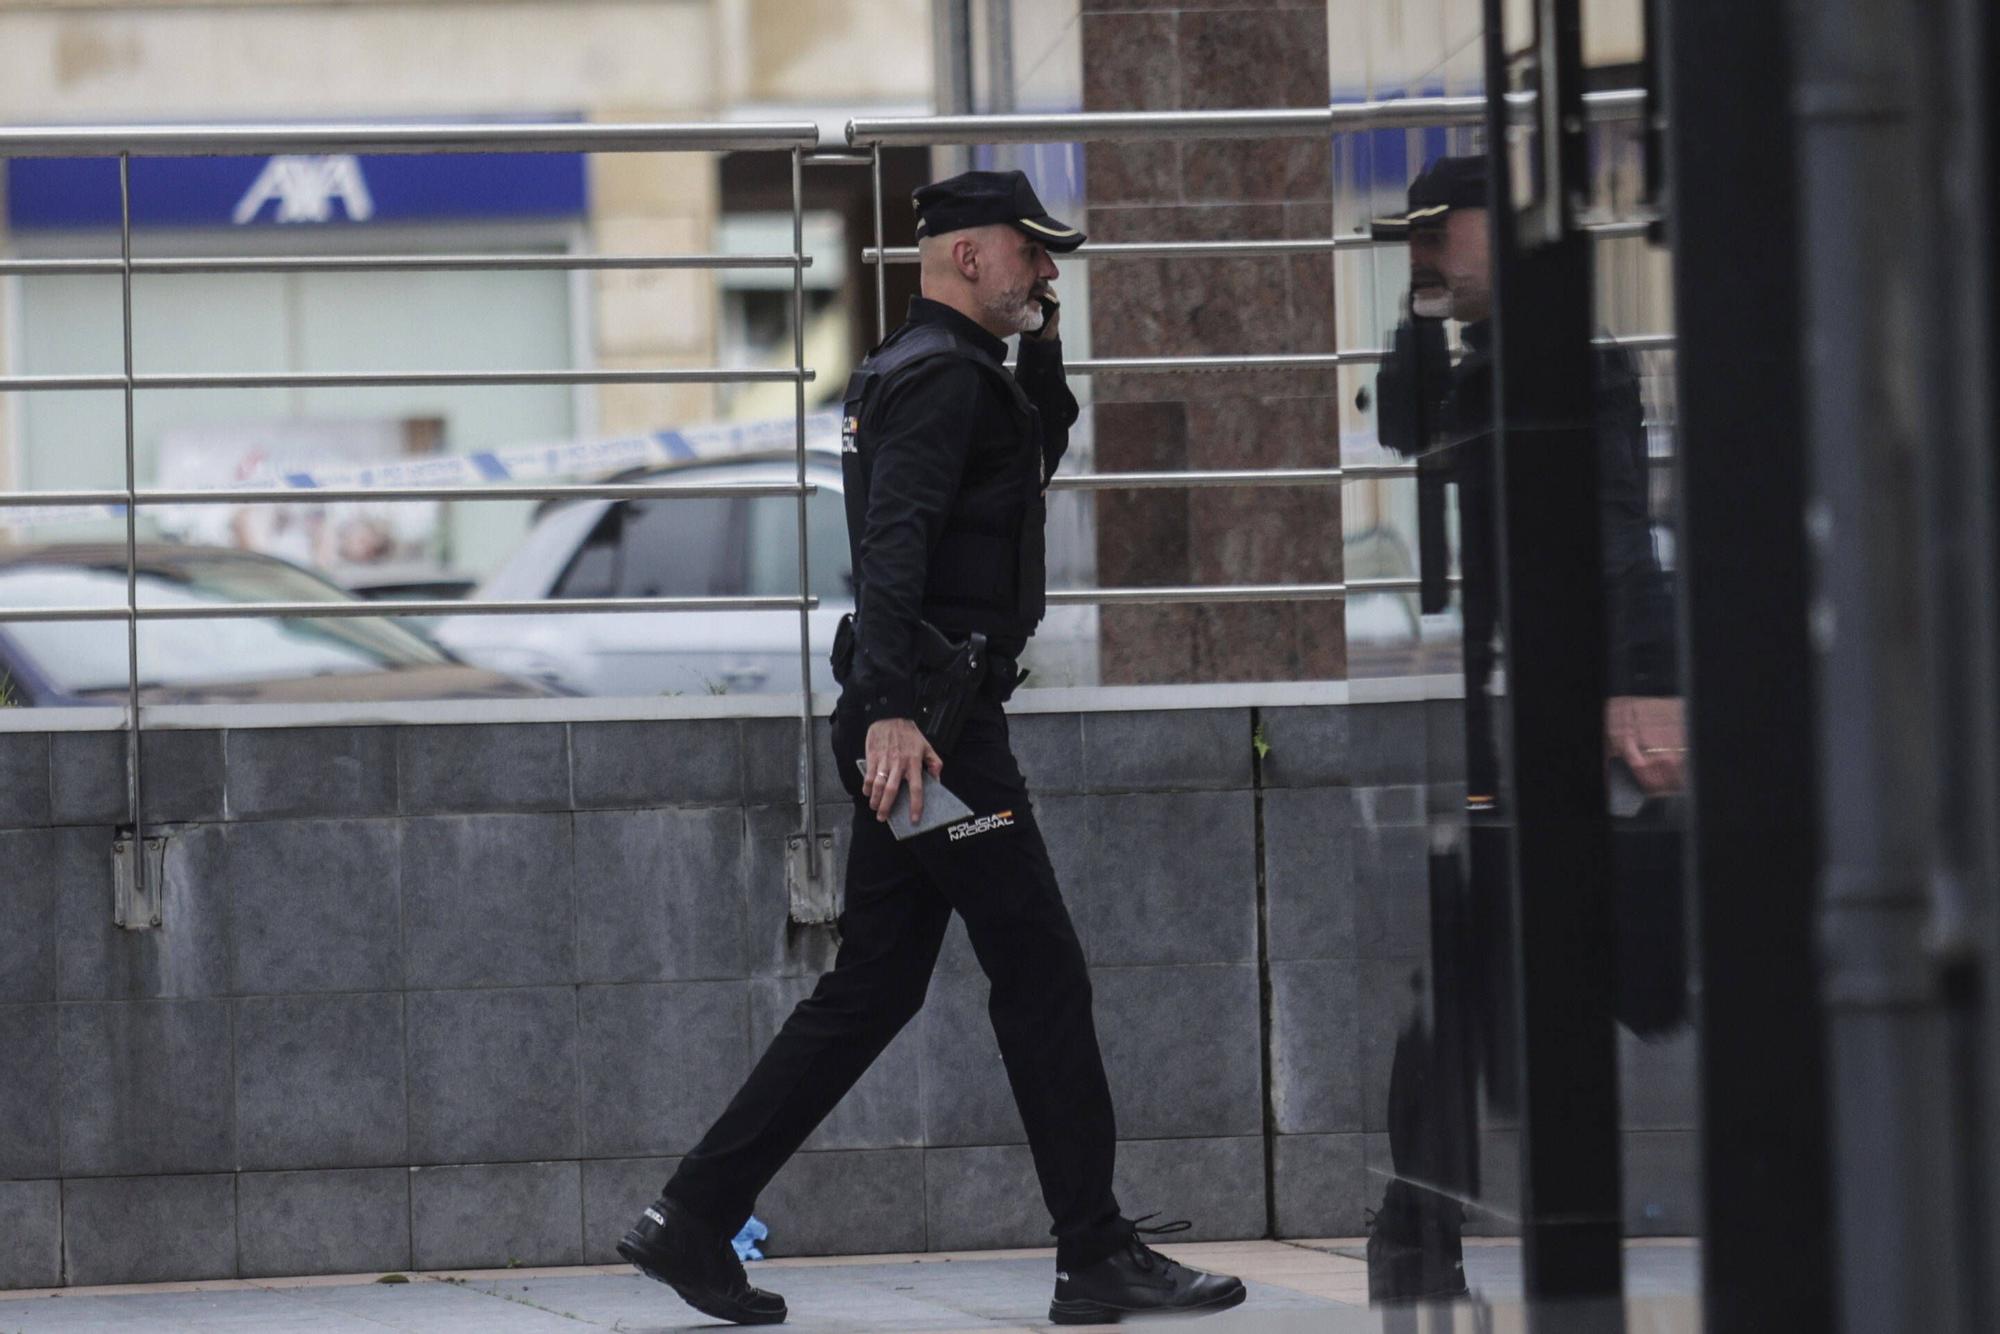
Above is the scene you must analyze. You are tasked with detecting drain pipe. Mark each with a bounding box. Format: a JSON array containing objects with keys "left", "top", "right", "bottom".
[{"left": 1793, "top": 1, "right": 1976, "bottom": 1331}]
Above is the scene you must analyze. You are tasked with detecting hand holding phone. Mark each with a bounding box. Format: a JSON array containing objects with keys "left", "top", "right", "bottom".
[{"left": 1027, "top": 290, "right": 1060, "bottom": 340}]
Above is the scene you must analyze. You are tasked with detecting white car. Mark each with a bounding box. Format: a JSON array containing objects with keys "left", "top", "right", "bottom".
[{"left": 433, "top": 451, "right": 1096, "bottom": 698}]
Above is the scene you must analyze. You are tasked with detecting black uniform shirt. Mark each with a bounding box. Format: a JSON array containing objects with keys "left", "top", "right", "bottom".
[{"left": 848, "top": 297, "right": 1078, "bottom": 724}]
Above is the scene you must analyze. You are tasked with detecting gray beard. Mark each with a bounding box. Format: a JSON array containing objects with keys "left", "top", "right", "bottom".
[{"left": 983, "top": 289, "right": 1040, "bottom": 335}]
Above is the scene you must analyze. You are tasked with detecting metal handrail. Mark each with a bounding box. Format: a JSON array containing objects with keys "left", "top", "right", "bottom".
[
  {"left": 0, "top": 368, "right": 812, "bottom": 392},
  {"left": 1044, "top": 576, "right": 1435, "bottom": 606},
  {"left": 1049, "top": 583, "right": 1346, "bottom": 606},
  {"left": 0, "top": 254, "right": 811, "bottom": 277},
  {"left": 0, "top": 594, "right": 819, "bottom": 625},
  {"left": 1060, "top": 353, "right": 1353, "bottom": 374},
  {"left": 1051, "top": 466, "right": 1387, "bottom": 492},
  {"left": 2, "top": 579, "right": 1471, "bottom": 624},
  {"left": 0, "top": 467, "right": 1401, "bottom": 513},
  {"left": 861, "top": 219, "right": 1653, "bottom": 266},
  {"left": 1009, "top": 332, "right": 1672, "bottom": 376},
  {"left": 0, "top": 121, "right": 819, "bottom": 158},
  {"left": 847, "top": 88, "right": 1646, "bottom": 147},
  {"left": 850, "top": 108, "right": 1332, "bottom": 147},
  {"left": 0, "top": 481, "right": 819, "bottom": 509},
  {"left": 5, "top": 459, "right": 1587, "bottom": 511},
  {"left": 866, "top": 238, "right": 1375, "bottom": 265}
]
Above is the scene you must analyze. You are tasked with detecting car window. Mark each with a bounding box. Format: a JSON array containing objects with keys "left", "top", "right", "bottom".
[
  {"left": 547, "top": 468, "right": 849, "bottom": 602},
  {"left": 552, "top": 511, "right": 620, "bottom": 599},
  {"left": 743, "top": 490, "right": 853, "bottom": 601},
  {"left": 555, "top": 499, "right": 741, "bottom": 601},
  {"left": 618, "top": 498, "right": 742, "bottom": 598},
  {"left": 0, "top": 560, "right": 447, "bottom": 696}
]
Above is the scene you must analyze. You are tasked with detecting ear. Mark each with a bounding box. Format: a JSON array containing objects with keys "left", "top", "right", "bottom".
[{"left": 951, "top": 233, "right": 980, "bottom": 280}]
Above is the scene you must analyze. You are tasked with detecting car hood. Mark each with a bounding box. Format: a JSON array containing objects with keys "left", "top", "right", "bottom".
[{"left": 72, "top": 663, "right": 562, "bottom": 706}]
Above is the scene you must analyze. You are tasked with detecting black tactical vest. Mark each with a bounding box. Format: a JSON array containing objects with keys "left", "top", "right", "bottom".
[{"left": 838, "top": 321, "right": 1048, "bottom": 642}]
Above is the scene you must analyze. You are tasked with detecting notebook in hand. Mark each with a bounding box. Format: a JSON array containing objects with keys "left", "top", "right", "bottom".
[{"left": 857, "top": 761, "right": 974, "bottom": 841}]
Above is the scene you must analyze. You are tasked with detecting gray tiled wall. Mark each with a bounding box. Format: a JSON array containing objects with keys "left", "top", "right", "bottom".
[{"left": 0, "top": 703, "right": 1697, "bottom": 1287}]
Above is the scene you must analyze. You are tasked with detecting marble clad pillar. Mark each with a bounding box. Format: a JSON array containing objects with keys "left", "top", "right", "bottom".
[{"left": 1080, "top": 1, "right": 1344, "bottom": 684}]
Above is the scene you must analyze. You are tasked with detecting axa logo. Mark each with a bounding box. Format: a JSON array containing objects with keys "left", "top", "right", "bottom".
[
  {"left": 949, "top": 810, "right": 1016, "bottom": 841},
  {"left": 234, "top": 155, "right": 376, "bottom": 224}
]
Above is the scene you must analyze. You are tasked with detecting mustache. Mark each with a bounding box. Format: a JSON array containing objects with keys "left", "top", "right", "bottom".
[{"left": 1410, "top": 268, "right": 1446, "bottom": 289}]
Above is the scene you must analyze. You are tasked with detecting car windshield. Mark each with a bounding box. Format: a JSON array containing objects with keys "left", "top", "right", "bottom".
[{"left": 0, "top": 556, "right": 450, "bottom": 696}]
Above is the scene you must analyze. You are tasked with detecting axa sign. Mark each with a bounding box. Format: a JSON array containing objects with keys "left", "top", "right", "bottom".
[
  {"left": 4, "top": 131, "right": 586, "bottom": 231},
  {"left": 232, "top": 155, "right": 376, "bottom": 224}
]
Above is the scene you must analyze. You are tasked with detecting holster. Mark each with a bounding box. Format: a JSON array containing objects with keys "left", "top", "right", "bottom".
[
  {"left": 830, "top": 614, "right": 994, "bottom": 756},
  {"left": 911, "top": 621, "right": 989, "bottom": 755}
]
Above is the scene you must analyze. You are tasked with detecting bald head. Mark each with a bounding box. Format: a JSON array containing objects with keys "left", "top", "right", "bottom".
[{"left": 918, "top": 224, "right": 1060, "bottom": 339}]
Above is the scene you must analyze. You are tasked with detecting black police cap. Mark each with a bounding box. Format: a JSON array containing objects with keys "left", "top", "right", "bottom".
[
  {"left": 1370, "top": 155, "right": 1489, "bottom": 239},
  {"left": 912, "top": 169, "right": 1086, "bottom": 252}
]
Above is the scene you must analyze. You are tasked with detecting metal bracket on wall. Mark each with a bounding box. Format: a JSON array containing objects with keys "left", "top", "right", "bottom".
[
  {"left": 785, "top": 834, "right": 841, "bottom": 925},
  {"left": 111, "top": 832, "right": 167, "bottom": 930}
]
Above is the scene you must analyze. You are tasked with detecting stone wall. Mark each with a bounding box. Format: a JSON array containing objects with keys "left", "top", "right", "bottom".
[{"left": 0, "top": 702, "right": 1694, "bottom": 1288}]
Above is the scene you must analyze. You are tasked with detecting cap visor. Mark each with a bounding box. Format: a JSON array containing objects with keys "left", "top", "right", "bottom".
[
  {"left": 1369, "top": 202, "right": 1450, "bottom": 240},
  {"left": 1015, "top": 214, "right": 1086, "bottom": 252}
]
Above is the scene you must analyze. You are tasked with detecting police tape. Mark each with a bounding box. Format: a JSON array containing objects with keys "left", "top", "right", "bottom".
[{"left": 0, "top": 410, "right": 843, "bottom": 528}]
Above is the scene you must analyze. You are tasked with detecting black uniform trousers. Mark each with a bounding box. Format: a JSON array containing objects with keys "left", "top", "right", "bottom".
[{"left": 663, "top": 697, "right": 1128, "bottom": 1268}]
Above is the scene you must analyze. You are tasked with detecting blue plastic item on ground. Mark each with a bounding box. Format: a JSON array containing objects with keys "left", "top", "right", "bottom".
[{"left": 732, "top": 1215, "right": 769, "bottom": 1261}]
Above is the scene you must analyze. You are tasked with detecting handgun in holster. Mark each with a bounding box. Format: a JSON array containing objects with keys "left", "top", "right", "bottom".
[
  {"left": 912, "top": 621, "right": 989, "bottom": 756},
  {"left": 830, "top": 613, "right": 991, "bottom": 756}
]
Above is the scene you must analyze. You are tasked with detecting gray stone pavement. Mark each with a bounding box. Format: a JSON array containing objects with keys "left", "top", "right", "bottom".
[{"left": 0, "top": 1240, "right": 1702, "bottom": 1333}]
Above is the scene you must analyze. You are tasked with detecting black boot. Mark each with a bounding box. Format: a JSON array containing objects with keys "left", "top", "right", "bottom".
[
  {"left": 1365, "top": 1180, "right": 1468, "bottom": 1304},
  {"left": 618, "top": 1196, "right": 788, "bottom": 1326},
  {"left": 1048, "top": 1218, "right": 1247, "bottom": 1325}
]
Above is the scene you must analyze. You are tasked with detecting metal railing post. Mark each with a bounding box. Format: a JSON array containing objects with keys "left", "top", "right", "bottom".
[
  {"left": 102, "top": 152, "right": 164, "bottom": 928},
  {"left": 795, "top": 145, "right": 816, "bottom": 840},
  {"left": 113, "top": 153, "right": 157, "bottom": 926},
  {"left": 786, "top": 145, "right": 836, "bottom": 919},
  {"left": 871, "top": 144, "right": 888, "bottom": 342}
]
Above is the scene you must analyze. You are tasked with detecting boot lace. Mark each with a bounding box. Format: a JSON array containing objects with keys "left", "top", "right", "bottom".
[{"left": 1128, "top": 1213, "right": 1193, "bottom": 1275}]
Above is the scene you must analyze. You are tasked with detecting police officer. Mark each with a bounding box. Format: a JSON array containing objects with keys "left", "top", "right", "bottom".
[
  {"left": 1364, "top": 155, "right": 1686, "bottom": 1305},
  {"left": 618, "top": 170, "right": 1246, "bottom": 1328}
]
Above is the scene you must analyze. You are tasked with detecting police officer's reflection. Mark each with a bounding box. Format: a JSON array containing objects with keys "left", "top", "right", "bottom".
[{"left": 1364, "top": 155, "right": 1688, "bottom": 1304}]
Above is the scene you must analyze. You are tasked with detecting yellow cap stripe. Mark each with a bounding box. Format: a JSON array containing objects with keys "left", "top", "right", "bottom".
[{"left": 1017, "top": 216, "right": 1079, "bottom": 239}]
